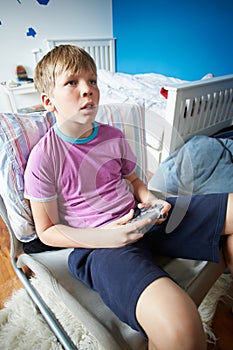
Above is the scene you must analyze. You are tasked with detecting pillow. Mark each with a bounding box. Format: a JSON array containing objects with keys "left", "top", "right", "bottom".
[
  {"left": 0, "top": 103, "right": 147, "bottom": 242},
  {"left": 0, "top": 111, "right": 55, "bottom": 241},
  {"left": 96, "top": 103, "right": 147, "bottom": 184}
]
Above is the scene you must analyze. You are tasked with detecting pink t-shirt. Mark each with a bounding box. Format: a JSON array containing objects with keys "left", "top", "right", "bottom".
[{"left": 24, "top": 122, "right": 137, "bottom": 228}]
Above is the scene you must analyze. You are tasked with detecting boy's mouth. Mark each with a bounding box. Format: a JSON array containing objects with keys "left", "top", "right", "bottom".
[{"left": 80, "top": 102, "right": 95, "bottom": 110}]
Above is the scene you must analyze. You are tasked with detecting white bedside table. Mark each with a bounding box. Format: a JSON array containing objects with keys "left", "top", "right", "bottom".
[{"left": 1, "top": 82, "right": 43, "bottom": 113}]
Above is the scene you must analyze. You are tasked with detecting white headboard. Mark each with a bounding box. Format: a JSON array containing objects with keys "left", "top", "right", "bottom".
[{"left": 45, "top": 38, "right": 116, "bottom": 72}]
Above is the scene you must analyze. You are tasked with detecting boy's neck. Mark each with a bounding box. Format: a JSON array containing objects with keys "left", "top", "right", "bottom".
[{"left": 56, "top": 122, "right": 94, "bottom": 140}]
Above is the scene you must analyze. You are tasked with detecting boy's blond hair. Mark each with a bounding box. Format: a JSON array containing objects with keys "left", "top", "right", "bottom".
[{"left": 34, "top": 45, "right": 97, "bottom": 96}]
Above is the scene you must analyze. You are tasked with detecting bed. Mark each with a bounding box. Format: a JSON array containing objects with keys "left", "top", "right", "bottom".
[{"left": 44, "top": 38, "right": 233, "bottom": 178}]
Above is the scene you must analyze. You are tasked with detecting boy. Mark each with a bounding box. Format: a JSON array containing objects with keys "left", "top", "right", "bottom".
[{"left": 24, "top": 45, "right": 233, "bottom": 350}]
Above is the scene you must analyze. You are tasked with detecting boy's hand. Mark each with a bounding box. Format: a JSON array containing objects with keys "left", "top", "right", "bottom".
[
  {"left": 102, "top": 209, "right": 151, "bottom": 246},
  {"left": 101, "top": 200, "right": 171, "bottom": 248},
  {"left": 104, "top": 209, "right": 135, "bottom": 227},
  {"left": 137, "top": 199, "right": 171, "bottom": 224}
]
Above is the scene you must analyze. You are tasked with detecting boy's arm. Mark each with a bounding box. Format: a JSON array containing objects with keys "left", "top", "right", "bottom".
[
  {"left": 30, "top": 199, "right": 150, "bottom": 249},
  {"left": 125, "top": 172, "right": 171, "bottom": 217}
]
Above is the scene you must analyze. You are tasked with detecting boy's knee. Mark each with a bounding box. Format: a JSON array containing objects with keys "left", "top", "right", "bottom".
[{"left": 146, "top": 318, "right": 206, "bottom": 350}]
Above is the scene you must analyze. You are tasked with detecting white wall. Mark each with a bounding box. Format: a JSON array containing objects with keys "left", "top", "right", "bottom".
[{"left": 0, "top": 0, "right": 112, "bottom": 110}]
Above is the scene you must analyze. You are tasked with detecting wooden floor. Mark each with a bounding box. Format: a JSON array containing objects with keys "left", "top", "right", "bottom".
[
  {"left": 0, "top": 216, "right": 233, "bottom": 349},
  {"left": 0, "top": 216, "right": 22, "bottom": 309}
]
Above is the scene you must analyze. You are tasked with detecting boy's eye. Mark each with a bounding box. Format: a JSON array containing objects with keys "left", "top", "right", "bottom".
[
  {"left": 90, "top": 79, "right": 97, "bottom": 86},
  {"left": 67, "top": 80, "right": 77, "bottom": 86}
]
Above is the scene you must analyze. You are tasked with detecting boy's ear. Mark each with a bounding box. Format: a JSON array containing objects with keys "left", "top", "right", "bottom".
[{"left": 41, "top": 93, "right": 55, "bottom": 112}]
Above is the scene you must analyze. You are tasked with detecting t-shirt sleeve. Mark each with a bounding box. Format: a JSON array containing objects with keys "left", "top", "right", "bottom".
[{"left": 24, "top": 141, "right": 57, "bottom": 202}]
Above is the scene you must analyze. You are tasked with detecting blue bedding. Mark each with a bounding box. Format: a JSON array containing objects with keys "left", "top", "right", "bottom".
[{"left": 149, "top": 135, "right": 233, "bottom": 195}]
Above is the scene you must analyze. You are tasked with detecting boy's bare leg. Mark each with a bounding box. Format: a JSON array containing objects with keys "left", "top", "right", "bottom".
[
  {"left": 224, "top": 234, "right": 233, "bottom": 275},
  {"left": 222, "top": 194, "right": 233, "bottom": 313},
  {"left": 222, "top": 194, "right": 233, "bottom": 275},
  {"left": 136, "top": 277, "right": 206, "bottom": 350}
]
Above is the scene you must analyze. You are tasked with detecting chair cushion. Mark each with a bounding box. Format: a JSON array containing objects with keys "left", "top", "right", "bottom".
[
  {"left": 96, "top": 103, "right": 147, "bottom": 183},
  {"left": 0, "top": 111, "right": 55, "bottom": 241},
  {"left": 0, "top": 103, "right": 146, "bottom": 241},
  {"left": 18, "top": 249, "right": 147, "bottom": 349}
]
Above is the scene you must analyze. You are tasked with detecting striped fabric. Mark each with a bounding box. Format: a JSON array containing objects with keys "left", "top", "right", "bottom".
[
  {"left": 0, "top": 104, "right": 147, "bottom": 241},
  {"left": 0, "top": 111, "right": 55, "bottom": 241},
  {"left": 96, "top": 103, "right": 147, "bottom": 184}
]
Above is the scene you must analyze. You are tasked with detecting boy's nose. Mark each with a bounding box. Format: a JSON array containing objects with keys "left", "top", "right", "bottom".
[
  {"left": 81, "top": 82, "right": 93, "bottom": 97},
  {"left": 83, "top": 90, "right": 93, "bottom": 97}
]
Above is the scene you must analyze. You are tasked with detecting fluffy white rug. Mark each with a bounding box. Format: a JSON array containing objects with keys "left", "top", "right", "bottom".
[
  {"left": 0, "top": 277, "right": 102, "bottom": 350},
  {"left": 198, "top": 273, "right": 232, "bottom": 343},
  {"left": 0, "top": 274, "right": 232, "bottom": 349}
]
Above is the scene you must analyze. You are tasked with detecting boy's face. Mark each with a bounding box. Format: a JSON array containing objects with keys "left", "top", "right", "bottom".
[{"left": 44, "top": 68, "right": 100, "bottom": 128}]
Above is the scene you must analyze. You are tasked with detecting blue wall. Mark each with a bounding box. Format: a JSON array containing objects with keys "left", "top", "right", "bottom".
[{"left": 112, "top": 0, "right": 233, "bottom": 80}]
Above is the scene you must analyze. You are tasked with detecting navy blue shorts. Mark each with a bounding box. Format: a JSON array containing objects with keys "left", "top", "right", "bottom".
[{"left": 68, "top": 193, "right": 228, "bottom": 337}]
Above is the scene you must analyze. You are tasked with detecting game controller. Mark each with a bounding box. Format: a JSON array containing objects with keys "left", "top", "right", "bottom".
[{"left": 130, "top": 204, "right": 166, "bottom": 234}]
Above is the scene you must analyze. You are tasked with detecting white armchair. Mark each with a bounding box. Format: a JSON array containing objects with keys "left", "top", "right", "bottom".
[{"left": 0, "top": 105, "right": 226, "bottom": 349}]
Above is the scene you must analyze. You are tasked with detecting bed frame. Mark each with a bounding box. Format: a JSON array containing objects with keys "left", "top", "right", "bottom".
[
  {"left": 44, "top": 38, "right": 233, "bottom": 164},
  {"left": 45, "top": 38, "right": 116, "bottom": 72},
  {"left": 162, "top": 75, "right": 233, "bottom": 161}
]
